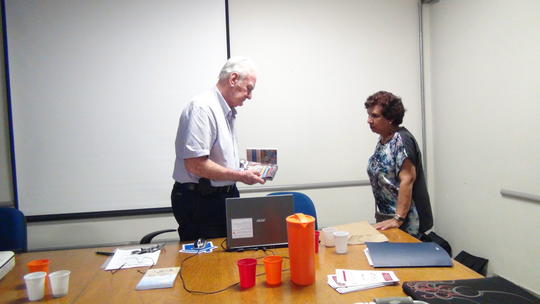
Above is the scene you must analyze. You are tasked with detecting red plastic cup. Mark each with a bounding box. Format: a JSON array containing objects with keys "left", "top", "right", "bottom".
[
  {"left": 263, "top": 256, "right": 283, "bottom": 286},
  {"left": 315, "top": 231, "right": 320, "bottom": 254},
  {"left": 237, "top": 258, "right": 257, "bottom": 289}
]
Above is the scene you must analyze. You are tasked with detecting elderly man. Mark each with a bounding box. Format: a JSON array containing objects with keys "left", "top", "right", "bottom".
[{"left": 171, "top": 57, "right": 265, "bottom": 241}]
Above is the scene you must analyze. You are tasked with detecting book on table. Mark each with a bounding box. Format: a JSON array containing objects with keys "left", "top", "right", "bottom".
[{"left": 240, "top": 148, "right": 278, "bottom": 180}]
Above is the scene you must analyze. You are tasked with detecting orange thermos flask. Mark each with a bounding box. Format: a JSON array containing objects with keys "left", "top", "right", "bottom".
[{"left": 286, "top": 213, "right": 315, "bottom": 285}]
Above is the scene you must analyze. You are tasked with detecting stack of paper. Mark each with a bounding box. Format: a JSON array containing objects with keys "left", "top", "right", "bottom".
[
  {"left": 327, "top": 269, "right": 399, "bottom": 294},
  {"left": 179, "top": 241, "right": 217, "bottom": 254},
  {"left": 136, "top": 267, "right": 181, "bottom": 290}
]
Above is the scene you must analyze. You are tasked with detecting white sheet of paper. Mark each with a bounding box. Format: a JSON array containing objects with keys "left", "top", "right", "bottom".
[
  {"left": 327, "top": 275, "right": 386, "bottom": 294},
  {"left": 231, "top": 218, "right": 253, "bottom": 239},
  {"left": 335, "top": 269, "right": 399, "bottom": 286},
  {"left": 105, "top": 248, "right": 160, "bottom": 270}
]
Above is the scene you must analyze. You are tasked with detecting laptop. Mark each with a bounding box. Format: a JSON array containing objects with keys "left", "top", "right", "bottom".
[{"left": 225, "top": 195, "right": 294, "bottom": 251}]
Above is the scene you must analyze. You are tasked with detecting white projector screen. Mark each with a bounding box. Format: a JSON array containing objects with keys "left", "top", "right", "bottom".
[
  {"left": 229, "top": 0, "right": 424, "bottom": 187},
  {"left": 6, "top": 0, "right": 227, "bottom": 216}
]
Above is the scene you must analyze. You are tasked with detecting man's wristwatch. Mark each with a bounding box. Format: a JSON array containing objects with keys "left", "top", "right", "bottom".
[{"left": 393, "top": 214, "right": 406, "bottom": 222}]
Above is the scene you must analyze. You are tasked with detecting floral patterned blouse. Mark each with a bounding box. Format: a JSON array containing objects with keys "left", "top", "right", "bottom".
[{"left": 367, "top": 127, "right": 425, "bottom": 237}]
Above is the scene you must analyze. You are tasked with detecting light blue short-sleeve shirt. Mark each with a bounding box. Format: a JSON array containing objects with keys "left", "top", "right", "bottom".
[{"left": 172, "top": 87, "right": 238, "bottom": 186}]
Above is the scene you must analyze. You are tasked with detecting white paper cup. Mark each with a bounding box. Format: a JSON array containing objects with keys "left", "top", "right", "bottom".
[
  {"left": 24, "top": 271, "right": 47, "bottom": 301},
  {"left": 333, "top": 231, "right": 350, "bottom": 254},
  {"left": 322, "top": 227, "right": 337, "bottom": 247},
  {"left": 49, "top": 270, "right": 71, "bottom": 298}
]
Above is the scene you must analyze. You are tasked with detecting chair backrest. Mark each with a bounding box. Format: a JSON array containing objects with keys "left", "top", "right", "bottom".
[
  {"left": 0, "top": 207, "right": 28, "bottom": 252},
  {"left": 455, "top": 250, "right": 488, "bottom": 276},
  {"left": 139, "top": 229, "right": 176, "bottom": 244},
  {"left": 267, "top": 192, "right": 318, "bottom": 229}
]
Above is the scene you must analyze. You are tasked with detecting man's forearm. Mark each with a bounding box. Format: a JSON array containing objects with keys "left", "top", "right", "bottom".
[{"left": 184, "top": 156, "right": 241, "bottom": 182}]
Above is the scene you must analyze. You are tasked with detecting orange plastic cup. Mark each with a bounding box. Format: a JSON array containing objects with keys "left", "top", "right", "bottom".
[
  {"left": 27, "top": 259, "right": 50, "bottom": 274},
  {"left": 27, "top": 259, "right": 50, "bottom": 289},
  {"left": 263, "top": 256, "right": 283, "bottom": 286}
]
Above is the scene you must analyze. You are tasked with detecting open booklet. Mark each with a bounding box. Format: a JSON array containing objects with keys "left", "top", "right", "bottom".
[{"left": 240, "top": 148, "right": 278, "bottom": 180}]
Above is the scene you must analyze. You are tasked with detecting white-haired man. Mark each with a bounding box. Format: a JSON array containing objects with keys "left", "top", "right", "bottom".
[{"left": 171, "top": 57, "right": 265, "bottom": 241}]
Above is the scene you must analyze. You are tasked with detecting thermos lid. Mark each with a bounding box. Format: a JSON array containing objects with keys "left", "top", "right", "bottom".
[{"left": 286, "top": 213, "right": 314, "bottom": 226}]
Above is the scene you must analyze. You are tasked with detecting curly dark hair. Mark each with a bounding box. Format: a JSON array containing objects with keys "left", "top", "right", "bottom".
[{"left": 364, "top": 91, "right": 405, "bottom": 126}]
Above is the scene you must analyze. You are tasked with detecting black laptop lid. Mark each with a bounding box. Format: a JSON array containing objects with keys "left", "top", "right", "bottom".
[{"left": 225, "top": 195, "right": 293, "bottom": 250}]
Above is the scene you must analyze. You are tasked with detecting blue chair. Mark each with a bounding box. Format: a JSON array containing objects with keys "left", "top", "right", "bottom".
[
  {"left": 267, "top": 192, "right": 318, "bottom": 229},
  {"left": 0, "top": 207, "right": 28, "bottom": 252}
]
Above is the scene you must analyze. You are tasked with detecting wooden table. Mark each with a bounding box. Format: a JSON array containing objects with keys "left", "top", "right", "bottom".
[{"left": 0, "top": 228, "right": 482, "bottom": 303}]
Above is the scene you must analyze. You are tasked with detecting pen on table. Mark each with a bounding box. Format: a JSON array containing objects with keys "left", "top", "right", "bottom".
[{"left": 95, "top": 251, "right": 114, "bottom": 256}]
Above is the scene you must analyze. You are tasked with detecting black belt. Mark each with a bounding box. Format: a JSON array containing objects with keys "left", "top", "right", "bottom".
[{"left": 175, "top": 181, "right": 235, "bottom": 194}]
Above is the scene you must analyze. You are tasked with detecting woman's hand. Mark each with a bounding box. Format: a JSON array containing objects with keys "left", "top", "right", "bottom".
[{"left": 374, "top": 218, "right": 402, "bottom": 231}]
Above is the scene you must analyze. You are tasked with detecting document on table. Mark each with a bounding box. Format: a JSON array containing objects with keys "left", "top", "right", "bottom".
[
  {"left": 327, "top": 269, "right": 399, "bottom": 294},
  {"left": 334, "top": 221, "right": 389, "bottom": 244},
  {"left": 105, "top": 248, "right": 160, "bottom": 270},
  {"left": 335, "top": 269, "right": 399, "bottom": 286}
]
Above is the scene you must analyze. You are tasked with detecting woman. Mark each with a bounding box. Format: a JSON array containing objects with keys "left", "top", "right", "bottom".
[{"left": 365, "top": 91, "right": 433, "bottom": 238}]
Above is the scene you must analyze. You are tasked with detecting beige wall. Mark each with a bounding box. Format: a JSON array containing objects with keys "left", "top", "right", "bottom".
[{"left": 427, "top": 0, "right": 540, "bottom": 293}]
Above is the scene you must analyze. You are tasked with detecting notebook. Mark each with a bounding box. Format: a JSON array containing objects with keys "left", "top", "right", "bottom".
[
  {"left": 365, "top": 242, "right": 453, "bottom": 267},
  {"left": 225, "top": 195, "right": 293, "bottom": 251}
]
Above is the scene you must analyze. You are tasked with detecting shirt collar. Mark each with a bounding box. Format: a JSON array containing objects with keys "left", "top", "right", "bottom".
[{"left": 215, "top": 86, "right": 237, "bottom": 119}]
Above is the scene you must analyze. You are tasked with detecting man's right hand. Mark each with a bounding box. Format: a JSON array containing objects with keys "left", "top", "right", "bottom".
[{"left": 239, "top": 170, "right": 266, "bottom": 185}]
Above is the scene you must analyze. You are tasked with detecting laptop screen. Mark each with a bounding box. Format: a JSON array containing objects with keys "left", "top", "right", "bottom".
[{"left": 225, "top": 195, "right": 294, "bottom": 251}]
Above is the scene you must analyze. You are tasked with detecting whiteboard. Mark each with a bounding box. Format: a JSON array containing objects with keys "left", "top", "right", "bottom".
[
  {"left": 229, "top": 0, "right": 424, "bottom": 186},
  {"left": 7, "top": 0, "right": 424, "bottom": 217},
  {"left": 6, "top": 0, "right": 227, "bottom": 216}
]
